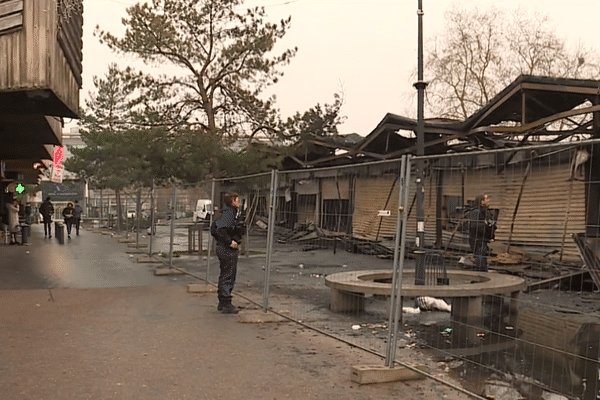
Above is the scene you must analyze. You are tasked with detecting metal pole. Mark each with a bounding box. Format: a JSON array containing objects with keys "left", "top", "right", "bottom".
[
  {"left": 385, "top": 155, "right": 412, "bottom": 366},
  {"left": 136, "top": 187, "right": 141, "bottom": 248},
  {"left": 125, "top": 195, "right": 129, "bottom": 238},
  {"left": 262, "top": 169, "right": 278, "bottom": 311},
  {"left": 206, "top": 179, "right": 216, "bottom": 282},
  {"left": 414, "top": 0, "right": 428, "bottom": 285},
  {"left": 169, "top": 185, "right": 177, "bottom": 268},
  {"left": 149, "top": 181, "right": 155, "bottom": 256},
  {"left": 100, "top": 187, "right": 103, "bottom": 227}
]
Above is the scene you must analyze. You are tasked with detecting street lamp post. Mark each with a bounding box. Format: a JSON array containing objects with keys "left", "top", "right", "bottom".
[{"left": 414, "top": 0, "right": 428, "bottom": 285}]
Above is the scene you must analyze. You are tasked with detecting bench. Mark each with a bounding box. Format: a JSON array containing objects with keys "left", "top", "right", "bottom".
[{"left": 325, "top": 269, "right": 526, "bottom": 344}]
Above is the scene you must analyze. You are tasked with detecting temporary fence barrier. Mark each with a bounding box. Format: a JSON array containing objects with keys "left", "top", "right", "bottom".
[{"left": 150, "top": 139, "right": 600, "bottom": 399}]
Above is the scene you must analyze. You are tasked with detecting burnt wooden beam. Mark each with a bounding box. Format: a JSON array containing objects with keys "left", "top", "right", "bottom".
[
  {"left": 585, "top": 98, "right": 600, "bottom": 236},
  {"left": 527, "top": 92, "right": 584, "bottom": 128},
  {"left": 525, "top": 270, "right": 592, "bottom": 293},
  {"left": 470, "top": 103, "right": 600, "bottom": 136}
]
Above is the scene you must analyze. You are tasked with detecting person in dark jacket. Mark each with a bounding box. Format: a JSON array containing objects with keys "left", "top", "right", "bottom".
[
  {"left": 468, "top": 194, "right": 496, "bottom": 272},
  {"left": 213, "top": 192, "right": 245, "bottom": 314},
  {"left": 73, "top": 200, "right": 83, "bottom": 235},
  {"left": 62, "top": 202, "right": 75, "bottom": 239},
  {"left": 39, "top": 197, "right": 54, "bottom": 238}
]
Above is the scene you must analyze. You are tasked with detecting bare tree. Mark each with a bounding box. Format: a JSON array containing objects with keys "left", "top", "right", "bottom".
[{"left": 425, "top": 6, "right": 600, "bottom": 120}]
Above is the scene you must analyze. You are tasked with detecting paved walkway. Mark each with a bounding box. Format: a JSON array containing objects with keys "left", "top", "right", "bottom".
[
  {"left": 0, "top": 223, "right": 167, "bottom": 289},
  {"left": 0, "top": 224, "right": 474, "bottom": 400}
]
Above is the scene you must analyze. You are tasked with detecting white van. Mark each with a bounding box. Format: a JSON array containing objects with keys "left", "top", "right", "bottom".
[{"left": 193, "top": 199, "right": 213, "bottom": 222}]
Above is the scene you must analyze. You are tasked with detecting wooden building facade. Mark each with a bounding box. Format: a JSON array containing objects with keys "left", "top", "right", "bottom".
[
  {"left": 279, "top": 144, "right": 587, "bottom": 263},
  {"left": 0, "top": 0, "right": 83, "bottom": 184}
]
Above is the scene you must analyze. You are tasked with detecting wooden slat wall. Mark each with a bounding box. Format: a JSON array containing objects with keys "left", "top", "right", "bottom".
[
  {"left": 57, "top": 0, "right": 83, "bottom": 86},
  {"left": 0, "top": 0, "right": 23, "bottom": 32},
  {"left": 297, "top": 197, "right": 316, "bottom": 226},
  {"left": 407, "top": 156, "right": 586, "bottom": 260},
  {"left": 353, "top": 176, "right": 399, "bottom": 239},
  {"left": 322, "top": 178, "right": 349, "bottom": 199},
  {"left": 0, "top": 0, "right": 80, "bottom": 115},
  {"left": 0, "top": 1, "right": 22, "bottom": 88}
]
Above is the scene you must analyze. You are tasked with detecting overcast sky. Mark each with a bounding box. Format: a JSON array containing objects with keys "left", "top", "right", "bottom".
[{"left": 74, "top": 0, "right": 600, "bottom": 137}]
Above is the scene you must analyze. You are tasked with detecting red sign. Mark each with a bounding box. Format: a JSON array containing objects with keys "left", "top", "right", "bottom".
[
  {"left": 53, "top": 146, "right": 65, "bottom": 166},
  {"left": 51, "top": 146, "right": 65, "bottom": 183}
]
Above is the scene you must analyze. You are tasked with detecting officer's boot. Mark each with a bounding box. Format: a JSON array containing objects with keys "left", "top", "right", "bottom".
[{"left": 219, "top": 298, "right": 239, "bottom": 314}]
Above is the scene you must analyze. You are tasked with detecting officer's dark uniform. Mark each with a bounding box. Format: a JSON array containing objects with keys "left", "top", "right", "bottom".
[
  {"left": 468, "top": 206, "right": 495, "bottom": 272},
  {"left": 213, "top": 204, "right": 244, "bottom": 312}
]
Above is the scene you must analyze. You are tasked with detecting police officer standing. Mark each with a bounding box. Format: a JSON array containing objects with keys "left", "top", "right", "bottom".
[
  {"left": 468, "top": 194, "right": 496, "bottom": 272},
  {"left": 212, "top": 192, "right": 245, "bottom": 314}
]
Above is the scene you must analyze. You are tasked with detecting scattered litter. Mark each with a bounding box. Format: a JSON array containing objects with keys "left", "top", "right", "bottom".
[
  {"left": 309, "top": 273, "right": 322, "bottom": 278},
  {"left": 484, "top": 380, "right": 524, "bottom": 400},
  {"left": 366, "top": 323, "right": 387, "bottom": 329},
  {"left": 402, "top": 307, "right": 421, "bottom": 314},
  {"left": 541, "top": 391, "right": 569, "bottom": 400},
  {"left": 35, "top": 304, "right": 40, "bottom": 308},
  {"left": 298, "top": 264, "right": 304, "bottom": 269},
  {"left": 342, "top": 264, "right": 348, "bottom": 268},
  {"left": 351, "top": 325, "right": 361, "bottom": 330},
  {"left": 458, "top": 256, "right": 474, "bottom": 267},
  {"left": 448, "top": 360, "right": 464, "bottom": 369},
  {"left": 415, "top": 296, "right": 451, "bottom": 312},
  {"left": 441, "top": 328, "right": 452, "bottom": 337}
]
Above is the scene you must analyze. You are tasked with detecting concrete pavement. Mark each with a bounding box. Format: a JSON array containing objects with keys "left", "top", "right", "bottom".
[
  {"left": 0, "top": 223, "right": 169, "bottom": 290},
  {"left": 0, "top": 223, "right": 474, "bottom": 400}
]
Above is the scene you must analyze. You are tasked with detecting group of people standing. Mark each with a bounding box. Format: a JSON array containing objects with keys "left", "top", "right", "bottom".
[{"left": 39, "top": 197, "right": 83, "bottom": 239}]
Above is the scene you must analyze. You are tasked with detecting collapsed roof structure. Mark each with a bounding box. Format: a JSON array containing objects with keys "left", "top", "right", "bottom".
[{"left": 283, "top": 75, "right": 600, "bottom": 169}]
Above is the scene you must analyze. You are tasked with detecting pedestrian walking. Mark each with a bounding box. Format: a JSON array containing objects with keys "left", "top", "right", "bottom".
[
  {"left": 39, "top": 197, "right": 54, "bottom": 238},
  {"left": 73, "top": 200, "right": 83, "bottom": 235},
  {"left": 62, "top": 202, "right": 75, "bottom": 239},
  {"left": 210, "top": 192, "right": 245, "bottom": 314},
  {"left": 6, "top": 199, "right": 20, "bottom": 245}
]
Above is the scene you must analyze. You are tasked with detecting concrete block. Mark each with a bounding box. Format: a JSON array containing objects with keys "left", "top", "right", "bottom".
[
  {"left": 187, "top": 283, "right": 217, "bottom": 294},
  {"left": 138, "top": 256, "right": 162, "bottom": 263},
  {"left": 154, "top": 267, "right": 186, "bottom": 276},
  {"left": 127, "top": 243, "right": 148, "bottom": 248},
  {"left": 350, "top": 364, "right": 427, "bottom": 385},
  {"left": 237, "top": 310, "right": 289, "bottom": 324},
  {"left": 330, "top": 289, "right": 365, "bottom": 313}
]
